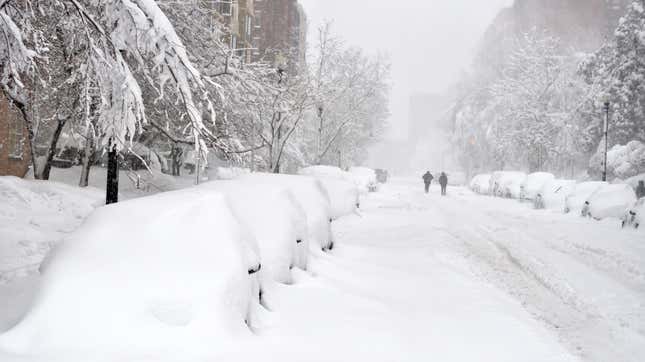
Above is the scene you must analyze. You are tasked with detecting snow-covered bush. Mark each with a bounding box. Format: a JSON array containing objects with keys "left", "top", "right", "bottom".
[
  {"left": 587, "top": 184, "right": 637, "bottom": 220},
  {"left": 622, "top": 198, "right": 644, "bottom": 229},
  {"left": 589, "top": 141, "right": 645, "bottom": 180},
  {"left": 469, "top": 174, "right": 492, "bottom": 194},
  {"left": 241, "top": 173, "right": 334, "bottom": 251},
  {"left": 624, "top": 173, "right": 645, "bottom": 191},
  {"left": 520, "top": 172, "right": 555, "bottom": 201},
  {"left": 490, "top": 171, "right": 527, "bottom": 198},
  {"left": 539, "top": 179, "right": 577, "bottom": 212},
  {"left": 565, "top": 181, "right": 607, "bottom": 214},
  {"left": 298, "top": 166, "right": 360, "bottom": 218},
  {"left": 198, "top": 180, "right": 308, "bottom": 283},
  {"left": 0, "top": 189, "right": 259, "bottom": 357},
  {"left": 348, "top": 167, "right": 379, "bottom": 193}
]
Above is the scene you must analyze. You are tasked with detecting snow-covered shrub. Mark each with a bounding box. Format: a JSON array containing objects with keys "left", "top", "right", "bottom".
[
  {"left": 565, "top": 181, "right": 607, "bottom": 214},
  {"left": 298, "top": 166, "right": 360, "bottom": 218},
  {"left": 0, "top": 189, "right": 259, "bottom": 356},
  {"left": 490, "top": 171, "right": 527, "bottom": 198},
  {"left": 587, "top": 184, "right": 637, "bottom": 220},
  {"left": 622, "top": 198, "right": 644, "bottom": 229},
  {"left": 520, "top": 172, "right": 555, "bottom": 201},
  {"left": 469, "top": 174, "right": 492, "bottom": 194},
  {"left": 624, "top": 173, "right": 645, "bottom": 191},
  {"left": 540, "top": 179, "right": 577, "bottom": 212},
  {"left": 589, "top": 141, "right": 645, "bottom": 180},
  {"left": 348, "top": 167, "right": 379, "bottom": 193},
  {"left": 241, "top": 173, "right": 334, "bottom": 252},
  {"left": 198, "top": 180, "right": 308, "bottom": 283}
]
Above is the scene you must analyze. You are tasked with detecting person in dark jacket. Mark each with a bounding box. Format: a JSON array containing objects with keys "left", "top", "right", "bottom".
[
  {"left": 422, "top": 171, "right": 434, "bottom": 193},
  {"left": 637, "top": 180, "right": 645, "bottom": 199},
  {"left": 439, "top": 172, "right": 448, "bottom": 196}
]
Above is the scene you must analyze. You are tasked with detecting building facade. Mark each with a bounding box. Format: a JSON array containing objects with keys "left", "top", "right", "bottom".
[
  {"left": 0, "top": 94, "right": 31, "bottom": 177},
  {"left": 253, "top": 0, "right": 306, "bottom": 69}
]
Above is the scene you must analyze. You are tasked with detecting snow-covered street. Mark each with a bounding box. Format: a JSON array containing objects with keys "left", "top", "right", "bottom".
[{"left": 3, "top": 177, "right": 643, "bottom": 361}]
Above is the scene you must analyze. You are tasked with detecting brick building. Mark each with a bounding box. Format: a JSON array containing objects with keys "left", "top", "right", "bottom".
[
  {"left": 0, "top": 93, "right": 31, "bottom": 177},
  {"left": 253, "top": 0, "right": 307, "bottom": 68},
  {"left": 212, "top": 0, "right": 256, "bottom": 63}
]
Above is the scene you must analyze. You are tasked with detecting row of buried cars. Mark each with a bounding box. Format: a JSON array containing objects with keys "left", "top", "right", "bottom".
[
  {"left": 0, "top": 169, "right": 373, "bottom": 358},
  {"left": 469, "top": 172, "right": 644, "bottom": 229}
]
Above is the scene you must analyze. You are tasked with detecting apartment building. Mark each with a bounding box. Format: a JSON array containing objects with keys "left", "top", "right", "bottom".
[{"left": 253, "top": 0, "right": 307, "bottom": 69}]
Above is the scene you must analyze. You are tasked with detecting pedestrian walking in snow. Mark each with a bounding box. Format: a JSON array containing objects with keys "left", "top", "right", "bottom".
[
  {"left": 422, "top": 171, "right": 434, "bottom": 193},
  {"left": 439, "top": 172, "right": 448, "bottom": 196},
  {"left": 636, "top": 180, "right": 645, "bottom": 199}
]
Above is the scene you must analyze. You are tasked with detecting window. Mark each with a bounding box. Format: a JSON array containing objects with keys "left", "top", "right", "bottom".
[
  {"left": 230, "top": 34, "right": 237, "bottom": 50},
  {"left": 218, "top": 0, "right": 232, "bottom": 16}
]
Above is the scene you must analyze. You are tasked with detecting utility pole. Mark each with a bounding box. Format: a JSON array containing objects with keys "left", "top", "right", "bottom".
[{"left": 602, "top": 100, "right": 610, "bottom": 182}]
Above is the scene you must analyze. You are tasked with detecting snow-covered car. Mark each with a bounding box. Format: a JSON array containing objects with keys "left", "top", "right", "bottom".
[
  {"left": 564, "top": 181, "right": 607, "bottom": 214},
  {"left": 0, "top": 188, "right": 260, "bottom": 355},
  {"left": 520, "top": 172, "right": 555, "bottom": 201},
  {"left": 198, "top": 180, "right": 308, "bottom": 282},
  {"left": 538, "top": 179, "right": 577, "bottom": 212},
  {"left": 586, "top": 183, "right": 637, "bottom": 220},
  {"left": 299, "top": 166, "right": 361, "bottom": 218},
  {"left": 348, "top": 167, "right": 379, "bottom": 193},
  {"left": 299, "top": 165, "right": 350, "bottom": 180},
  {"left": 469, "top": 174, "right": 492, "bottom": 194},
  {"left": 622, "top": 198, "right": 644, "bottom": 229},
  {"left": 490, "top": 171, "right": 527, "bottom": 198},
  {"left": 241, "top": 173, "right": 335, "bottom": 251}
]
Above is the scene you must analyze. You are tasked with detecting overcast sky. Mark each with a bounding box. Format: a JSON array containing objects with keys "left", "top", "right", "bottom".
[{"left": 299, "top": 0, "right": 513, "bottom": 139}]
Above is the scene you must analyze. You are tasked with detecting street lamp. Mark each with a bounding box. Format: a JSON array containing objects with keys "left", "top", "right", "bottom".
[{"left": 601, "top": 96, "right": 611, "bottom": 182}]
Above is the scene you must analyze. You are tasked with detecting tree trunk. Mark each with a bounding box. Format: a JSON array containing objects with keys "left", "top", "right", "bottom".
[
  {"left": 40, "top": 119, "right": 67, "bottom": 180},
  {"left": 79, "top": 130, "right": 95, "bottom": 187},
  {"left": 106, "top": 141, "right": 119, "bottom": 204}
]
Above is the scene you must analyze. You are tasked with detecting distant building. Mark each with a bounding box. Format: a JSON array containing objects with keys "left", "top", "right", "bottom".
[
  {"left": 0, "top": 94, "right": 31, "bottom": 177},
  {"left": 253, "top": 0, "right": 307, "bottom": 69},
  {"left": 408, "top": 93, "right": 452, "bottom": 143},
  {"left": 211, "top": 0, "right": 256, "bottom": 63}
]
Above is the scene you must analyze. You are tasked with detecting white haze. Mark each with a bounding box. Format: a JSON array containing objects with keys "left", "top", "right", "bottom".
[{"left": 299, "top": 0, "right": 513, "bottom": 140}]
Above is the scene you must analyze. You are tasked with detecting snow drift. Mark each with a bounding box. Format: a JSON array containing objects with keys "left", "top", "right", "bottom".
[{"left": 0, "top": 189, "right": 259, "bottom": 357}]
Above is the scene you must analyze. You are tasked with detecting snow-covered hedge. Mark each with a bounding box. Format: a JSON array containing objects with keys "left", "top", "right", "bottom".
[
  {"left": 564, "top": 181, "right": 607, "bottom": 214},
  {"left": 587, "top": 184, "right": 637, "bottom": 220},
  {"left": 590, "top": 140, "right": 645, "bottom": 179},
  {"left": 469, "top": 174, "right": 492, "bottom": 194},
  {"left": 198, "top": 180, "right": 308, "bottom": 283},
  {"left": 520, "top": 172, "right": 555, "bottom": 201},
  {"left": 0, "top": 188, "right": 259, "bottom": 356},
  {"left": 241, "top": 173, "right": 334, "bottom": 251}
]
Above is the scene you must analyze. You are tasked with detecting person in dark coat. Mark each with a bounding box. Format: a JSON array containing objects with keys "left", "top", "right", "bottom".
[
  {"left": 637, "top": 180, "right": 645, "bottom": 199},
  {"left": 422, "top": 171, "right": 434, "bottom": 193},
  {"left": 439, "top": 172, "right": 448, "bottom": 196}
]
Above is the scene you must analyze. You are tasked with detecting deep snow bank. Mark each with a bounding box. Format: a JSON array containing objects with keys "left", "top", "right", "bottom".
[
  {"left": 0, "top": 188, "right": 259, "bottom": 357},
  {"left": 0, "top": 177, "right": 103, "bottom": 283}
]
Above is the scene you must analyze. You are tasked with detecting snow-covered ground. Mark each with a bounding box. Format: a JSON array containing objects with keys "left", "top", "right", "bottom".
[{"left": 1, "top": 177, "right": 643, "bottom": 361}]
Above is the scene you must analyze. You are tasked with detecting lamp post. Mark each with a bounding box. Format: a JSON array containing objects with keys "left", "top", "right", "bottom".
[{"left": 602, "top": 98, "right": 610, "bottom": 182}]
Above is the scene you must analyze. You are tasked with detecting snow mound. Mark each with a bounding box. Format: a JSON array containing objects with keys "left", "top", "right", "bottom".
[
  {"left": 590, "top": 140, "right": 645, "bottom": 179},
  {"left": 348, "top": 167, "right": 379, "bottom": 193},
  {"left": 298, "top": 166, "right": 359, "bottom": 218},
  {"left": 564, "top": 181, "right": 607, "bottom": 214},
  {"left": 587, "top": 183, "right": 637, "bottom": 220},
  {"left": 0, "top": 189, "right": 258, "bottom": 357},
  {"left": 198, "top": 180, "right": 308, "bottom": 283},
  {"left": 211, "top": 167, "right": 250, "bottom": 180},
  {"left": 469, "top": 174, "right": 492, "bottom": 194},
  {"left": 490, "top": 171, "right": 527, "bottom": 198},
  {"left": 539, "top": 179, "right": 577, "bottom": 212},
  {"left": 521, "top": 172, "right": 555, "bottom": 201},
  {"left": 241, "top": 173, "right": 334, "bottom": 251},
  {"left": 0, "top": 177, "right": 103, "bottom": 283},
  {"left": 624, "top": 173, "right": 645, "bottom": 191}
]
